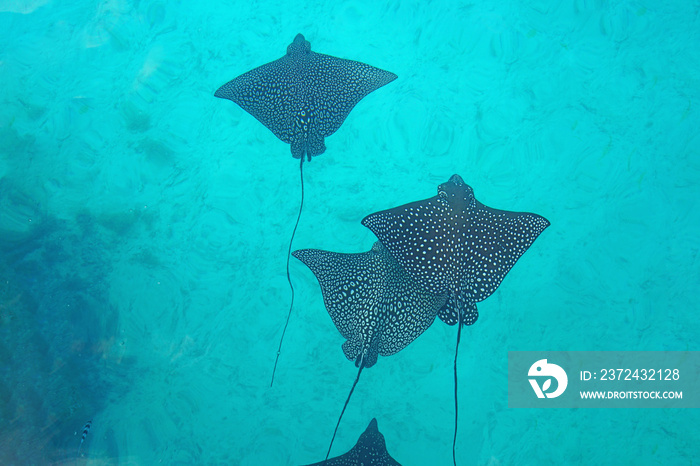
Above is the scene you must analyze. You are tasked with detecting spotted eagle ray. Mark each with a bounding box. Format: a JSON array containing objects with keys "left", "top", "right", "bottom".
[
  {"left": 302, "top": 418, "right": 401, "bottom": 466},
  {"left": 293, "top": 242, "right": 445, "bottom": 460},
  {"left": 215, "top": 34, "right": 397, "bottom": 385},
  {"left": 215, "top": 33, "right": 397, "bottom": 161},
  {"left": 361, "top": 174, "right": 550, "bottom": 465}
]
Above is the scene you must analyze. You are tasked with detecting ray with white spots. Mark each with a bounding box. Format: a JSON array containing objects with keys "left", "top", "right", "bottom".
[
  {"left": 362, "top": 174, "right": 549, "bottom": 465},
  {"left": 363, "top": 174, "right": 549, "bottom": 326},
  {"left": 293, "top": 242, "right": 445, "bottom": 461},
  {"left": 215, "top": 33, "right": 397, "bottom": 161}
]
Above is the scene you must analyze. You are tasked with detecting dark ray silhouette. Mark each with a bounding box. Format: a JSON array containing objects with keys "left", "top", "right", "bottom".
[
  {"left": 303, "top": 418, "right": 401, "bottom": 466},
  {"left": 362, "top": 174, "right": 549, "bottom": 464}
]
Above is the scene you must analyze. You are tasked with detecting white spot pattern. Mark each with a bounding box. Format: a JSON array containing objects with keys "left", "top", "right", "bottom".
[
  {"left": 293, "top": 242, "right": 447, "bottom": 368},
  {"left": 215, "top": 34, "right": 398, "bottom": 160},
  {"left": 362, "top": 174, "right": 550, "bottom": 326}
]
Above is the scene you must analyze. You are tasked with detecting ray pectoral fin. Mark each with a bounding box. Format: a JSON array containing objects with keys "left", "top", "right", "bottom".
[
  {"left": 213, "top": 85, "right": 230, "bottom": 100},
  {"left": 311, "top": 54, "right": 398, "bottom": 136}
]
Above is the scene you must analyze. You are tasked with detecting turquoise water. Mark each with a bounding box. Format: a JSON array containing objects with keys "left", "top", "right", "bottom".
[{"left": 1, "top": 1, "right": 698, "bottom": 464}]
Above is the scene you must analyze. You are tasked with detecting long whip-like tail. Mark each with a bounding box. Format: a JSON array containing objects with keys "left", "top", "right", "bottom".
[
  {"left": 325, "top": 361, "right": 366, "bottom": 462},
  {"left": 270, "top": 157, "right": 305, "bottom": 387},
  {"left": 452, "top": 296, "right": 463, "bottom": 466}
]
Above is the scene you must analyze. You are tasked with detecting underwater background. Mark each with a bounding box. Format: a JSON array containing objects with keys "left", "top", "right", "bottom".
[{"left": 1, "top": 0, "right": 699, "bottom": 464}]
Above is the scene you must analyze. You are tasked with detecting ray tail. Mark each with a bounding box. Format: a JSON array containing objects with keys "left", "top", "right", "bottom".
[
  {"left": 326, "top": 361, "right": 365, "bottom": 461},
  {"left": 271, "top": 157, "right": 305, "bottom": 386}
]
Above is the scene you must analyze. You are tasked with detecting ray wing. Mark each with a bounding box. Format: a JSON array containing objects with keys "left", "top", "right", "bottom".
[
  {"left": 214, "top": 55, "right": 299, "bottom": 144},
  {"left": 463, "top": 204, "right": 550, "bottom": 302},
  {"left": 305, "top": 53, "right": 398, "bottom": 137}
]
